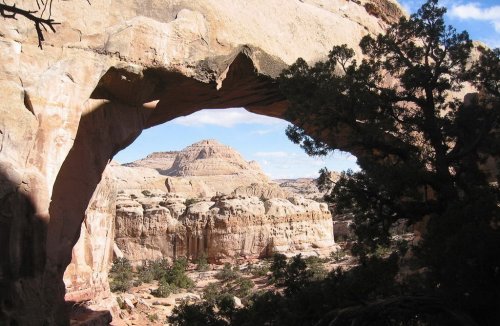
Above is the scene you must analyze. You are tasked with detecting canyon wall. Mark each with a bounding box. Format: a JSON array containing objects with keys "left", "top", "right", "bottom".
[
  {"left": 112, "top": 139, "right": 336, "bottom": 263},
  {"left": 114, "top": 191, "right": 335, "bottom": 264}
]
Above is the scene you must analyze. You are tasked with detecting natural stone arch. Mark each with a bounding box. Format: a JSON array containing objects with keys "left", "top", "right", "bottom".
[
  {"left": 0, "top": 1, "right": 404, "bottom": 324},
  {"left": 50, "top": 48, "right": 290, "bottom": 309}
]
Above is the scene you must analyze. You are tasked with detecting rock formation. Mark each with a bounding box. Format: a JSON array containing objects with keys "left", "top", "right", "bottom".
[
  {"left": 114, "top": 191, "right": 335, "bottom": 263},
  {"left": 123, "top": 152, "right": 178, "bottom": 174},
  {"left": 113, "top": 139, "right": 335, "bottom": 263},
  {"left": 120, "top": 139, "right": 278, "bottom": 198},
  {"left": 0, "top": 0, "right": 404, "bottom": 324}
]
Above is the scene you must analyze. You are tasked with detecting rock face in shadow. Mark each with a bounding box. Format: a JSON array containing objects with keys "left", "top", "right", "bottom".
[
  {"left": 63, "top": 165, "right": 116, "bottom": 305},
  {"left": 0, "top": 0, "right": 403, "bottom": 324}
]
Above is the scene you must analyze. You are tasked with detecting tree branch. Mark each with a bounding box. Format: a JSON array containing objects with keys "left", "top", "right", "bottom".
[{"left": 0, "top": 2, "right": 59, "bottom": 48}]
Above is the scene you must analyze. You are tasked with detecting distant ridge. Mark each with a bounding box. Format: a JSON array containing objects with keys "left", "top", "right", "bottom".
[{"left": 123, "top": 139, "right": 268, "bottom": 180}]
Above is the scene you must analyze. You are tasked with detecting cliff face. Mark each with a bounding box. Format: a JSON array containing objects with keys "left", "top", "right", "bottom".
[
  {"left": 113, "top": 140, "right": 335, "bottom": 263},
  {"left": 114, "top": 191, "right": 335, "bottom": 263},
  {"left": 120, "top": 139, "right": 276, "bottom": 198},
  {"left": 0, "top": 0, "right": 403, "bottom": 323},
  {"left": 123, "top": 152, "right": 179, "bottom": 174},
  {"left": 63, "top": 165, "right": 116, "bottom": 303}
]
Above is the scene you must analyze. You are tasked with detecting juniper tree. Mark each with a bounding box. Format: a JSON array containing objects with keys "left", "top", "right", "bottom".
[{"left": 279, "top": 0, "right": 499, "bottom": 324}]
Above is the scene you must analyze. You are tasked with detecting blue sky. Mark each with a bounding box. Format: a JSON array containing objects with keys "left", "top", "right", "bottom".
[
  {"left": 114, "top": 0, "right": 499, "bottom": 179},
  {"left": 400, "top": 0, "right": 500, "bottom": 48},
  {"left": 114, "top": 108, "right": 358, "bottom": 179}
]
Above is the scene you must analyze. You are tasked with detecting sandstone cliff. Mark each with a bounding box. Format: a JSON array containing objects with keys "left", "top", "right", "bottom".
[
  {"left": 123, "top": 152, "right": 178, "bottom": 174},
  {"left": 0, "top": 0, "right": 404, "bottom": 323},
  {"left": 114, "top": 191, "right": 335, "bottom": 263},
  {"left": 118, "top": 139, "right": 280, "bottom": 198},
  {"left": 113, "top": 139, "right": 335, "bottom": 263}
]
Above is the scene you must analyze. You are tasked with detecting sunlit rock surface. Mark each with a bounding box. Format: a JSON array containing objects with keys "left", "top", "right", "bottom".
[{"left": 114, "top": 191, "right": 335, "bottom": 263}]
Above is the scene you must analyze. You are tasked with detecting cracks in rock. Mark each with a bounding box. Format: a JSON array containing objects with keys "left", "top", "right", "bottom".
[{"left": 65, "top": 72, "right": 75, "bottom": 83}]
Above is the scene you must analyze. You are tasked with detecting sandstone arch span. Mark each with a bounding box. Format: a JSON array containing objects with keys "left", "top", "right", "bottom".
[{"left": 0, "top": 1, "right": 403, "bottom": 324}]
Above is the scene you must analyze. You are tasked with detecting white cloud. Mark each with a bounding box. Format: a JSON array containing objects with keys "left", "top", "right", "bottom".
[
  {"left": 172, "top": 107, "right": 286, "bottom": 128},
  {"left": 449, "top": 3, "right": 500, "bottom": 32},
  {"left": 251, "top": 150, "right": 359, "bottom": 179}
]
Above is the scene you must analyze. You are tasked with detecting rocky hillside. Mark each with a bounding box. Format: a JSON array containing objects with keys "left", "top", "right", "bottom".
[
  {"left": 123, "top": 151, "right": 178, "bottom": 174},
  {"left": 118, "top": 139, "right": 278, "bottom": 197},
  {"left": 113, "top": 139, "right": 336, "bottom": 263},
  {"left": 114, "top": 190, "right": 335, "bottom": 263}
]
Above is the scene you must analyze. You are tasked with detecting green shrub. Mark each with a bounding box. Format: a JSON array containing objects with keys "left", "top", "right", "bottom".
[
  {"left": 195, "top": 252, "right": 210, "bottom": 272},
  {"left": 147, "top": 313, "right": 159, "bottom": 322},
  {"left": 109, "top": 257, "right": 133, "bottom": 293},
  {"left": 168, "top": 302, "right": 226, "bottom": 326},
  {"left": 137, "top": 267, "right": 154, "bottom": 284},
  {"left": 215, "top": 263, "right": 239, "bottom": 282},
  {"left": 269, "top": 253, "right": 287, "bottom": 284},
  {"left": 234, "top": 277, "right": 254, "bottom": 298},
  {"left": 164, "top": 258, "right": 194, "bottom": 289},
  {"left": 184, "top": 198, "right": 197, "bottom": 206},
  {"left": 152, "top": 280, "right": 178, "bottom": 298},
  {"left": 202, "top": 282, "right": 221, "bottom": 305},
  {"left": 330, "top": 249, "right": 348, "bottom": 262},
  {"left": 141, "top": 258, "right": 170, "bottom": 280},
  {"left": 250, "top": 263, "right": 269, "bottom": 277}
]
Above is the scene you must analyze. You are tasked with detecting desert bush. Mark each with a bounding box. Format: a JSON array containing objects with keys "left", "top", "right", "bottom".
[
  {"left": 234, "top": 277, "right": 254, "bottom": 298},
  {"left": 250, "top": 263, "right": 269, "bottom": 277},
  {"left": 152, "top": 280, "right": 178, "bottom": 298},
  {"left": 184, "top": 198, "right": 197, "bottom": 206},
  {"left": 147, "top": 313, "right": 159, "bottom": 322},
  {"left": 195, "top": 252, "right": 210, "bottom": 272},
  {"left": 330, "top": 249, "right": 348, "bottom": 262},
  {"left": 215, "top": 263, "right": 240, "bottom": 282},
  {"left": 109, "top": 257, "right": 133, "bottom": 293}
]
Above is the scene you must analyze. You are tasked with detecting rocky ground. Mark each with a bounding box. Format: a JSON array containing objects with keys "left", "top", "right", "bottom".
[{"left": 106, "top": 254, "right": 357, "bottom": 326}]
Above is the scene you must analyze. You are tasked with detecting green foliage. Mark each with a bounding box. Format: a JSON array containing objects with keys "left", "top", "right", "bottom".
[
  {"left": 168, "top": 302, "right": 229, "bottom": 326},
  {"left": 184, "top": 198, "right": 197, "bottom": 206},
  {"left": 278, "top": 0, "right": 500, "bottom": 324},
  {"left": 169, "top": 279, "right": 244, "bottom": 326},
  {"left": 269, "top": 253, "right": 287, "bottom": 284},
  {"left": 147, "top": 313, "right": 159, "bottom": 322},
  {"left": 233, "top": 277, "right": 254, "bottom": 298},
  {"left": 215, "top": 263, "right": 240, "bottom": 282},
  {"left": 202, "top": 282, "right": 222, "bottom": 305},
  {"left": 163, "top": 257, "right": 194, "bottom": 290},
  {"left": 139, "top": 257, "right": 193, "bottom": 298},
  {"left": 135, "top": 260, "right": 156, "bottom": 284},
  {"left": 249, "top": 263, "right": 269, "bottom": 277},
  {"left": 195, "top": 252, "right": 210, "bottom": 272},
  {"left": 269, "top": 254, "right": 330, "bottom": 295},
  {"left": 109, "top": 257, "right": 133, "bottom": 293},
  {"left": 330, "top": 249, "right": 348, "bottom": 263},
  {"left": 151, "top": 280, "right": 178, "bottom": 298}
]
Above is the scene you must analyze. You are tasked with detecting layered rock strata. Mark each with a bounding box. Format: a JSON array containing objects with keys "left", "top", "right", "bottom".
[
  {"left": 122, "top": 139, "right": 275, "bottom": 198},
  {"left": 114, "top": 191, "right": 335, "bottom": 263}
]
